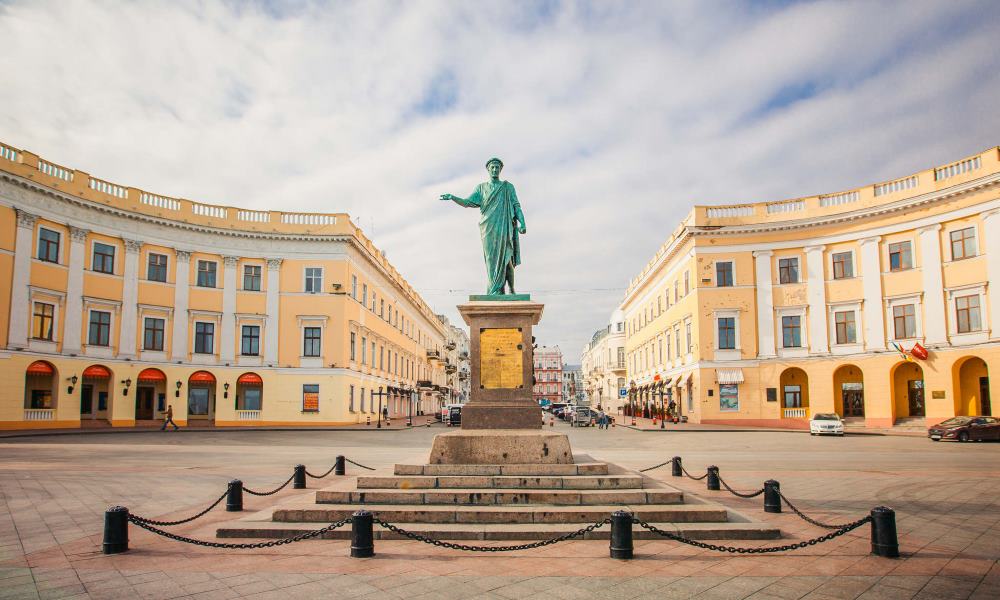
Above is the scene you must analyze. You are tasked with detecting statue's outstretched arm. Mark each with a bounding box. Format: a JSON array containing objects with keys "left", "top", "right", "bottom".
[{"left": 439, "top": 186, "right": 482, "bottom": 208}]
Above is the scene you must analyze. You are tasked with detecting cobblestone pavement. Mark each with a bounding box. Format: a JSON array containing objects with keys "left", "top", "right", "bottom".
[{"left": 1, "top": 421, "right": 998, "bottom": 599}]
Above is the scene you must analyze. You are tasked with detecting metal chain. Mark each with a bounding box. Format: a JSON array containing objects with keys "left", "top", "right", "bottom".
[
  {"left": 129, "top": 489, "right": 229, "bottom": 527},
  {"left": 717, "top": 476, "right": 765, "bottom": 499},
  {"left": 345, "top": 458, "right": 376, "bottom": 471},
  {"left": 128, "top": 515, "right": 350, "bottom": 549},
  {"left": 633, "top": 516, "right": 871, "bottom": 554},
  {"left": 777, "top": 491, "right": 853, "bottom": 529},
  {"left": 244, "top": 473, "right": 296, "bottom": 496},
  {"left": 372, "top": 516, "right": 609, "bottom": 552},
  {"left": 639, "top": 459, "right": 673, "bottom": 473},
  {"left": 681, "top": 466, "right": 708, "bottom": 481},
  {"left": 305, "top": 464, "right": 337, "bottom": 479}
]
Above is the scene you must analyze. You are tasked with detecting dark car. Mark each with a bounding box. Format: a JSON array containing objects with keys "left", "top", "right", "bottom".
[{"left": 928, "top": 416, "right": 999, "bottom": 442}]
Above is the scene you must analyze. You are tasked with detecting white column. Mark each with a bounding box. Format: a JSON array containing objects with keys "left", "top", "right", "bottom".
[
  {"left": 265, "top": 258, "right": 282, "bottom": 364},
  {"left": 8, "top": 210, "right": 36, "bottom": 348},
  {"left": 220, "top": 256, "right": 238, "bottom": 362},
  {"left": 118, "top": 239, "right": 142, "bottom": 358},
  {"left": 61, "top": 227, "right": 89, "bottom": 354},
  {"left": 171, "top": 250, "right": 191, "bottom": 361},
  {"left": 918, "top": 224, "right": 948, "bottom": 345},
  {"left": 804, "top": 245, "right": 829, "bottom": 354},
  {"left": 858, "top": 236, "right": 886, "bottom": 351},
  {"left": 753, "top": 250, "right": 775, "bottom": 358},
  {"left": 984, "top": 210, "right": 1000, "bottom": 341}
]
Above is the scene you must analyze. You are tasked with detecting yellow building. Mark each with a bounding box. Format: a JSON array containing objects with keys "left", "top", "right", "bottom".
[
  {"left": 0, "top": 140, "right": 451, "bottom": 429},
  {"left": 622, "top": 148, "right": 999, "bottom": 429}
]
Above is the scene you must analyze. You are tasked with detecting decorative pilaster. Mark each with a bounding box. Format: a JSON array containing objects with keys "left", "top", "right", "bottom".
[
  {"left": 753, "top": 250, "right": 775, "bottom": 358},
  {"left": 220, "top": 256, "right": 239, "bottom": 362},
  {"left": 8, "top": 210, "right": 37, "bottom": 348},
  {"left": 983, "top": 210, "right": 1000, "bottom": 340},
  {"left": 265, "top": 258, "right": 282, "bottom": 364},
  {"left": 858, "top": 237, "right": 886, "bottom": 351},
  {"left": 804, "top": 245, "right": 828, "bottom": 354},
  {"left": 62, "top": 227, "right": 89, "bottom": 354},
  {"left": 918, "top": 224, "right": 947, "bottom": 345},
  {"left": 118, "top": 239, "right": 142, "bottom": 357},
  {"left": 171, "top": 250, "right": 192, "bottom": 361}
]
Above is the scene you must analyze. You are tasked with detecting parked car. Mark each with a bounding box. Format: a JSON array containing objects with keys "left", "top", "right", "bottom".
[
  {"left": 572, "top": 407, "right": 594, "bottom": 427},
  {"left": 928, "top": 416, "right": 999, "bottom": 442},
  {"left": 448, "top": 405, "right": 462, "bottom": 427},
  {"left": 548, "top": 403, "right": 569, "bottom": 414},
  {"left": 809, "top": 413, "right": 844, "bottom": 436}
]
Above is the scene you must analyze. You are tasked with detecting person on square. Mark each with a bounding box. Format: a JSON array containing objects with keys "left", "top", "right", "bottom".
[{"left": 160, "top": 405, "right": 179, "bottom": 431}]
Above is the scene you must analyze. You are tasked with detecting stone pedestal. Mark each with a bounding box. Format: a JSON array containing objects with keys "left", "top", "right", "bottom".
[{"left": 428, "top": 429, "right": 573, "bottom": 464}]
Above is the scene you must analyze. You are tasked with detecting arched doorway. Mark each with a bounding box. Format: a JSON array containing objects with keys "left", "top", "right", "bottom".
[
  {"left": 891, "top": 361, "right": 924, "bottom": 419},
  {"left": 780, "top": 367, "right": 809, "bottom": 419},
  {"left": 188, "top": 371, "right": 216, "bottom": 424},
  {"left": 236, "top": 372, "right": 263, "bottom": 419},
  {"left": 136, "top": 368, "right": 167, "bottom": 421},
  {"left": 80, "top": 365, "right": 112, "bottom": 422},
  {"left": 833, "top": 365, "right": 864, "bottom": 418},
  {"left": 24, "top": 360, "right": 57, "bottom": 422},
  {"left": 954, "top": 357, "right": 990, "bottom": 416}
]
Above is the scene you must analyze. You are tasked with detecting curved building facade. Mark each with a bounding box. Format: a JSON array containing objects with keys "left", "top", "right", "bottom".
[
  {"left": 0, "top": 140, "right": 450, "bottom": 429},
  {"left": 621, "top": 147, "right": 999, "bottom": 429}
]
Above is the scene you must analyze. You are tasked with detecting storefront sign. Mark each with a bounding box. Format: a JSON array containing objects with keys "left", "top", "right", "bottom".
[
  {"left": 719, "top": 384, "right": 739, "bottom": 412},
  {"left": 302, "top": 384, "right": 319, "bottom": 412}
]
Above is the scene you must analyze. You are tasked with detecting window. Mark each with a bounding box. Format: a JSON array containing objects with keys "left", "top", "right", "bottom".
[
  {"left": 303, "top": 327, "right": 321, "bottom": 357},
  {"left": 194, "top": 322, "right": 215, "bottom": 354},
  {"left": 241, "top": 325, "right": 260, "bottom": 356},
  {"left": 719, "top": 384, "right": 739, "bottom": 412},
  {"left": 833, "top": 311, "right": 856, "bottom": 344},
  {"left": 351, "top": 275, "right": 358, "bottom": 300},
  {"left": 783, "top": 385, "right": 802, "bottom": 408},
  {"left": 617, "top": 347, "right": 625, "bottom": 367},
  {"left": 371, "top": 292, "right": 376, "bottom": 312},
  {"left": 888, "top": 242, "right": 912, "bottom": 271},
  {"left": 674, "top": 328, "right": 680, "bottom": 358},
  {"left": 781, "top": 315, "right": 801, "bottom": 348},
  {"left": 305, "top": 267, "right": 323, "bottom": 293},
  {"left": 32, "top": 302, "right": 55, "bottom": 340},
  {"left": 243, "top": 265, "right": 261, "bottom": 291},
  {"left": 147, "top": 253, "right": 167, "bottom": 282},
  {"left": 716, "top": 262, "right": 733, "bottom": 287},
  {"left": 718, "top": 317, "right": 735, "bottom": 350},
  {"left": 92, "top": 242, "right": 116, "bottom": 274},
  {"left": 388, "top": 305, "right": 393, "bottom": 323},
  {"left": 664, "top": 336, "right": 671, "bottom": 361},
  {"left": 371, "top": 341, "right": 376, "bottom": 365},
  {"left": 685, "top": 321, "right": 692, "bottom": 353},
  {"left": 380, "top": 299, "right": 385, "bottom": 318},
  {"left": 684, "top": 271, "right": 690, "bottom": 294},
  {"left": 360, "top": 387, "right": 366, "bottom": 412},
  {"left": 350, "top": 332, "right": 357, "bottom": 361},
  {"left": 88, "top": 311, "right": 111, "bottom": 346},
  {"left": 362, "top": 283, "right": 368, "bottom": 306},
  {"left": 196, "top": 260, "right": 217, "bottom": 287},
  {"left": 892, "top": 304, "right": 917, "bottom": 339},
  {"left": 955, "top": 295, "right": 981, "bottom": 334},
  {"left": 143, "top": 317, "right": 165, "bottom": 351},
  {"left": 950, "top": 227, "right": 977, "bottom": 260},
  {"left": 349, "top": 385, "right": 355, "bottom": 412},
  {"left": 38, "top": 228, "right": 60, "bottom": 263},
  {"left": 240, "top": 386, "right": 262, "bottom": 411},
  {"left": 778, "top": 257, "right": 798, "bottom": 284},
  {"left": 302, "top": 384, "right": 319, "bottom": 413},
  {"left": 832, "top": 252, "right": 853, "bottom": 279},
  {"left": 674, "top": 281, "right": 679, "bottom": 303}
]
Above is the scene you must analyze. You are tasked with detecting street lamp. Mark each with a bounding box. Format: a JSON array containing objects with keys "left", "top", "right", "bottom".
[
  {"left": 372, "top": 386, "right": 389, "bottom": 429},
  {"left": 659, "top": 385, "right": 665, "bottom": 429},
  {"left": 407, "top": 387, "right": 414, "bottom": 427},
  {"left": 629, "top": 380, "right": 637, "bottom": 426}
]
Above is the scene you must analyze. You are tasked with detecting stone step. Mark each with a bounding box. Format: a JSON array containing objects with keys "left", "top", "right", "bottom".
[
  {"left": 316, "top": 488, "right": 683, "bottom": 506},
  {"left": 357, "top": 474, "right": 643, "bottom": 490},
  {"left": 217, "top": 521, "right": 780, "bottom": 541},
  {"left": 272, "top": 503, "right": 727, "bottom": 524},
  {"left": 394, "top": 462, "right": 609, "bottom": 476}
]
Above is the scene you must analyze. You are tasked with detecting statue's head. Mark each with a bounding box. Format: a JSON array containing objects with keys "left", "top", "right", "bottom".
[{"left": 485, "top": 157, "right": 503, "bottom": 179}]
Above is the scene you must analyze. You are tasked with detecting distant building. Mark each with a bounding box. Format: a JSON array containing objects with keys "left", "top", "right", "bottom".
[
  {"left": 437, "top": 315, "right": 470, "bottom": 405},
  {"left": 581, "top": 310, "right": 627, "bottom": 412},
  {"left": 562, "top": 364, "right": 583, "bottom": 404},
  {"left": 532, "top": 346, "right": 563, "bottom": 407}
]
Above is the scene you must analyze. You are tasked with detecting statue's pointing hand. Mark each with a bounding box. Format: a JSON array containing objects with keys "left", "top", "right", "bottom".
[{"left": 439, "top": 193, "right": 454, "bottom": 201}]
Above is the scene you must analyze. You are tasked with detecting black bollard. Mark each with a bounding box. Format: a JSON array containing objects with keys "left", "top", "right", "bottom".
[
  {"left": 226, "top": 479, "right": 243, "bottom": 512},
  {"left": 334, "top": 455, "right": 346, "bottom": 476},
  {"left": 102, "top": 506, "right": 129, "bottom": 554},
  {"left": 351, "top": 510, "right": 375, "bottom": 558},
  {"left": 293, "top": 464, "right": 307, "bottom": 489},
  {"left": 609, "top": 510, "right": 634, "bottom": 559},
  {"left": 870, "top": 506, "right": 900, "bottom": 558},
  {"left": 671, "top": 456, "right": 682, "bottom": 477},
  {"left": 763, "top": 480, "right": 781, "bottom": 513},
  {"left": 707, "top": 466, "right": 720, "bottom": 491}
]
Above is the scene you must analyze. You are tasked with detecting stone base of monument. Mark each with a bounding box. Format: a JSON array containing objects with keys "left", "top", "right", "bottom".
[{"left": 428, "top": 429, "right": 573, "bottom": 464}]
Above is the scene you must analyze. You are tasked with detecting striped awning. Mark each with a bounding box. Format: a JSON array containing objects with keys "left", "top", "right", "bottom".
[
  {"left": 717, "top": 368, "right": 744, "bottom": 385},
  {"left": 82, "top": 365, "right": 111, "bottom": 379},
  {"left": 674, "top": 372, "right": 691, "bottom": 387}
]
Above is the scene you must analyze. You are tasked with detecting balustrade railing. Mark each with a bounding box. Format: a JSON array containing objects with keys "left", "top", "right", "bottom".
[{"left": 24, "top": 409, "right": 54, "bottom": 421}]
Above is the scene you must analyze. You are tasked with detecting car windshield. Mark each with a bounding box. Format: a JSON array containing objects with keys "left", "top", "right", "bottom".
[
  {"left": 937, "top": 417, "right": 972, "bottom": 427},
  {"left": 812, "top": 414, "right": 840, "bottom": 421}
]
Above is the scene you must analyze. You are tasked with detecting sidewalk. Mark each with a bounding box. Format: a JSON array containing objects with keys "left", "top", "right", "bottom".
[{"left": 618, "top": 415, "right": 926, "bottom": 437}]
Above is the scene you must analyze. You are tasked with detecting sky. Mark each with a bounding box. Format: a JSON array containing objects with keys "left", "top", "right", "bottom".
[{"left": 2, "top": 0, "right": 999, "bottom": 359}]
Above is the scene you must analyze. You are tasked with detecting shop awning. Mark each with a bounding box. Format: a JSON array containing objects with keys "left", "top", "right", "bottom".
[
  {"left": 237, "top": 373, "right": 263, "bottom": 385},
  {"left": 661, "top": 377, "right": 673, "bottom": 386},
  {"left": 26, "top": 361, "right": 54, "bottom": 375},
  {"left": 137, "top": 368, "right": 166, "bottom": 382},
  {"left": 674, "top": 372, "right": 691, "bottom": 387},
  {"left": 82, "top": 365, "right": 111, "bottom": 379},
  {"left": 189, "top": 371, "right": 216, "bottom": 384},
  {"left": 717, "top": 368, "right": 744, "bottom": 385}
]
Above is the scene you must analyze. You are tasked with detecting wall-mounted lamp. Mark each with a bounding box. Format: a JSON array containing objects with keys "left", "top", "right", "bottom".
[
  {"left": 175, "top": 380, "right": 182, "bottom": 398},
  {"left": 121, "top": 378, "right": 132, "bottom": 396},
  {"left": 66, "top": 374, "right": 78, "bottom": 394},
  {"left": 223, "top": 382, "right": 230, "bottom": 399}
]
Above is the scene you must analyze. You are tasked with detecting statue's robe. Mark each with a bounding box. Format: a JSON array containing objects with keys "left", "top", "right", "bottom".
[{"left": 459, "top": 180, "right": 522, "bottom": 295}]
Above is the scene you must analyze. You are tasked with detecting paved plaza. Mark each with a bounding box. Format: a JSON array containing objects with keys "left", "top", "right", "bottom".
[{"left": 1, "top": 422, "right": 998, "bottom": 599}]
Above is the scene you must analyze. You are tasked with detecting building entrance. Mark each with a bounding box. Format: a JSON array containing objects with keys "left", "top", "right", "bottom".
[
  {"left": 842, "top": 383, "right": 864, "bottom": 417},
  {"left": 908, "top": 380, "right": 925, "bottom": 417},
  {"left": 136, "top": 387, "right": 154, "bottom": 420},
  {"left": 981, "top": 377, "right": 992, "bottom": 416}
]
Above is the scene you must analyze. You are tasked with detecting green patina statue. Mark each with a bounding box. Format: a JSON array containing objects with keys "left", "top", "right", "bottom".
[{"left": 440, "top": 158, "right": 527, "bottom": 296}]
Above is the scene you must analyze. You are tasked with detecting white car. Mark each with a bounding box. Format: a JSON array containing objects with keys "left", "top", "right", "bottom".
[{"left": 810, "top": 413, "right": 844, "bottom": 436}]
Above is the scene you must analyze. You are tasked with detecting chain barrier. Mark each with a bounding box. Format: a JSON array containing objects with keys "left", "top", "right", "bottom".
[
  {"left": 371, "top": 516, "right": 609, "bottom": 552},
  {"left": 345, "top": 458, "right": 376, "bottom": 471},
  {"left": 717, "top": 476, "right": 765, "bottom": 499},
  {"left": 777, "top": 491, "right": 856, "bottom": 529},
  {"left": 305, "top": 465, "right": 337, "bottom": 479},
  {"left": 633, "top": 516, "right": 871, "bottom": 554},
  {"left": 681, "top": 466, "right": 708, "bottom": 481},
  {"left": 639, "top": 459, "right": 673, "bottom": 473},
  {"left": 129, "top": 489, "right": 229, "bottom": 527},
  {"left": 244, "top": 473, "right": 296, "bottom": 496},
  {"left": 128, "top": 515, "right": 351, "bottom": 549}
]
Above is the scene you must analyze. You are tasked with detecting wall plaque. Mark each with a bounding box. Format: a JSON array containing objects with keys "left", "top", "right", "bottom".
[
  {"left": 480, "top": 328, "right": 523, "bottom": 389},
  {"left": 931, "top": 390, "right": 946, "bottom": 399}
]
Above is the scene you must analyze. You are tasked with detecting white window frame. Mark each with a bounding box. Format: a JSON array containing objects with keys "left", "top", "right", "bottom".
[
  {"left": 296, "top": 315, "right": 329, "bottom": 368},
  {"left": 827, "top": 301, "right": 863, "bottom": 355},
  {"left": 885, "top": 293, "right": 923, "bottom": 342},
  {"left": 776, "top": 255, "right": 801, "bottom": 285},
  {"left": 36, "top": 226, "right": 64, "bottom": 265},
  {"left": 712, "top": 309, "right": 741, "bottom": 361},
  {"left": 83, "top": 299, "right": 119, "bottom": 359},
  {"left": 684, "top": 317, "right": 693, "bottom": 361},
  {"left": 138, "top": 304, "right": 172, "bottom": 362},
  {"left": 195, "top": 259, "right": 218, "bottom": 288},
  {"left": 945, "top": 224, "right": 979, "bottom": 262},
  {"left": 713, "top": 260, "right": 735, "bottom": 287},
  {"left": 884, "top": 236, "right": 916, "bottom": 273},
  {"left": 303, "top": 266, "right": 324, "bottom": 294},
  {"left": 775, "top": 306, "right": 808, "bottom": 358},
  {"left": 241, "top": 262, "right": 264, "bottom": 291},
  {"left": 830, "top": 250, "right": 856, "bottom": 280},
  {"left": 947, "top": 284, "right": 988, "bottom": 345},
  {"left": 28, "top": 287, "right": 65, "bottom": 353},
  {"left": 193, "top": 320, "right": 217, "bottom": 355}
]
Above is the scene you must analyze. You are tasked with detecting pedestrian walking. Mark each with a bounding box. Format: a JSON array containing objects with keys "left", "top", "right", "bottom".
[
  {"left": 161, "top": 404, "right": 179, "bottom": 431},
  {"left": 667, "top": 399, "right": 676, "bottom": 421}
]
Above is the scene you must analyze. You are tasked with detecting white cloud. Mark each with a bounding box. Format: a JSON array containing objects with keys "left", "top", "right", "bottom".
[{"left": 2, "top": 0, "right": 999, "bottom": 358}]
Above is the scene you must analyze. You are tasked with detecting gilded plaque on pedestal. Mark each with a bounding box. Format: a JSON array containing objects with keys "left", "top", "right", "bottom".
[{"left": 480, "top": 328, "right": 523, "bottom": 389}]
